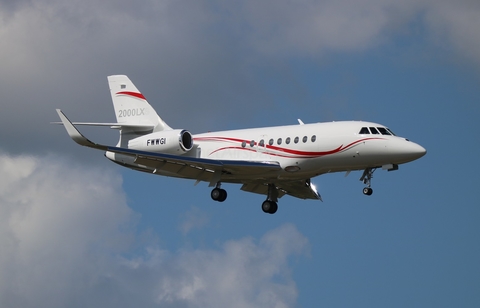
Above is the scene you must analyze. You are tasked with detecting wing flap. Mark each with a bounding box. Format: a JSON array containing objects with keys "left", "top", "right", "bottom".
[
  {"left": 241, "top": 179, "right": 322, "bottom": 201},
  {"left": 278, "top": 180, "right": 322, "bottom": 200},
  {"left": 241, "top": 183, "right": 287, "bottom": 198},
  {"left": 118, "top": 147, "right": 281, "bottom": 181}
]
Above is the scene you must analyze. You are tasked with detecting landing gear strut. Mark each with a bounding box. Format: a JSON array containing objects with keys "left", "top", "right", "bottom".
[
  {"left": 360, "top": 168, "right": 376, "bottom": 196},
  {"left": 211, "top": 183, "right": 227, "bottom": 202},
  {"left": 262, "top": 184, "right": 279, "bottom": 214}
]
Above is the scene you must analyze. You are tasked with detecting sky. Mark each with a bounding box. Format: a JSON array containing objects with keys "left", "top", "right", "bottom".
[{"left": 1, "top": 0, "right": 479, "bottom": 307}]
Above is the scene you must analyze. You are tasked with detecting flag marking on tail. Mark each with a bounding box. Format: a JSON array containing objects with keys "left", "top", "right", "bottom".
[{"left": 116, "top": 91, "right": 146, "bottom": 100}]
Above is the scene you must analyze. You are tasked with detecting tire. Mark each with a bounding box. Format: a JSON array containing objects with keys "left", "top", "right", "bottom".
[
  {"left": 218, "top": 189, "right": 227, "bottom": 202},
  {"left": 211, "top": 188, "right": 221, "bottom": 201},
  {"left": 269, "top": 202, "right": 278, "bottom": 214},
  {"left": 363, "top": 187, "right": 373, "bottom": 196},
  {"left": 262, "top": 200, "right": 278, "bottom": 214},
  {"left": 262, "top": 200, "right": 272, "bottom": 213}
]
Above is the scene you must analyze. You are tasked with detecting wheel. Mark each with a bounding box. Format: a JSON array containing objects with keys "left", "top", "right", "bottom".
[
  {"left": 363, "top": 187, "right": 373, "bottom": 196},
  {"left": 262, "top": 200, "right": 271, "bottom": 213},
  {"left": 262, "top": 200, "right": 278, "bottom": 214},
  {"left": 218, "top": 189, "right": 227, "bottom": 202},
  {"left": 211, "top": 188, "right": 220, "bottom": 200},
  {"left": 211, "top": 188, "right": 227, "bottom": 202},
  {"left": 269, "top": 201, "right": 278, "bottom": 214}
]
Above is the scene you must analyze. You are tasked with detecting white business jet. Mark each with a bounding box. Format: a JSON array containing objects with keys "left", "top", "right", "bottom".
[{"left": 55, "top": 75, "right": 426, "bottom": 214}]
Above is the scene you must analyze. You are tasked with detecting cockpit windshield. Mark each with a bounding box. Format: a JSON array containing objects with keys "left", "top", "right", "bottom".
[{"left": 359, "top": 126, "right": 396, "bottom": 136}]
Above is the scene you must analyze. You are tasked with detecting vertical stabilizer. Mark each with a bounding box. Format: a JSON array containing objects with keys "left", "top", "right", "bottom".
[{"left": 108, "top": 75, "right": 172, "bottom": 132}]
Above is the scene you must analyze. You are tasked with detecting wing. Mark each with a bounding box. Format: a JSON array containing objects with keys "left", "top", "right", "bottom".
[
  {"left": 110, "top": 146, "right": 282, "bottom": 185},
  {"left": 241, "top": 179, "right": 322, "bottom": 201},
  {"left": 56, "top": 109, "right": 282, "bottom": 186}
]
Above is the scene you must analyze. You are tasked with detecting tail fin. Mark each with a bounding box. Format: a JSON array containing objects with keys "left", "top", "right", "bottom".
[{"left": 108, "top": 75, "right": 172, "bottom": 132}]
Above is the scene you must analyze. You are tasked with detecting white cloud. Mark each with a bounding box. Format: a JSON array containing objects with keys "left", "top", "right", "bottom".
[
  {"left": 0, "top": 153, "right": 134, "bottom": 307},
  {"left": 215, "top": 0, "right": 480, "bottom": 62},
  {"left": 151, "top": 223, "right": 308, "bottom": 307},
  {"left": 0, "top": 153, "right": 309, "bottom": 308},
  {"left": 424, "top": 0, "right": 480, "bottom": 66},
  {"left": 2, "top": 0, "right": 480, "bottom": 76},
  {"left": 1, "top": 0, "right": 479, "bottom": 155},
  {"left": 179, "top": 206, "right": 210, "bottom": 236}
]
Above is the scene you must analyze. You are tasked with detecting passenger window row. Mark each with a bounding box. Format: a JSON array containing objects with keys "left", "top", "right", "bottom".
[
  {"left": 241, "top": 135, "right": 317, "bottom": 148},
  {"left": 359, "top": 127, "right": 395, "bottom": 136}
]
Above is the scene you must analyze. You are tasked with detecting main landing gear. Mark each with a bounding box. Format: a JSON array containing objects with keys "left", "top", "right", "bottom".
[
  {"left": 210, "top": 183, "right": 279, "bottom": 214},
  {"left": 360, "top": 167, "right": 376, "bottom": 196},
  {"left": 262, "top": 184, "right": 279, "bottom": 214},
  {"left": 211, "top": 184, "right": 227, "bottom": 202},
  {"left": 261, "top": 200, "right": 278, "bottom": 214}
]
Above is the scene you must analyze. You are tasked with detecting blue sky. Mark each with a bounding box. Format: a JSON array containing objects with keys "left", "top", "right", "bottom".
[{"left": 1, "top": 0, "right": 479, "bottom": 307}]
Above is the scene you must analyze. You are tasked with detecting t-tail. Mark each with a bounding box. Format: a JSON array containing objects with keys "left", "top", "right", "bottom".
[
  {"left": 107, "top": 75, "right": 172, "bottom": 147},
  {"left": 54, "top": 75, "right": 193, "bottom": 156}
]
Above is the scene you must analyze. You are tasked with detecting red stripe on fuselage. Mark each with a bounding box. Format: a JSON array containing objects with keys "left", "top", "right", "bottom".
[{"left": 194, "top": 136, "right": 385, "bottom": 158}]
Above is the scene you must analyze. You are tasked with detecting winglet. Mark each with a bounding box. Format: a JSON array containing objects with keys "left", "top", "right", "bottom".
[{"left": 56, "top": 109, "right": 108, "bottom": 151}]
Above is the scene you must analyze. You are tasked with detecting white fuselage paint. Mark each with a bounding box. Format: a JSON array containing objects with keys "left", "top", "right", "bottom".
[
  {"left": 194, "top": 121, "right": 424, "bottom": 179},
  {"left": 109, "top": 120, "right": 426, "bottom": 183}
]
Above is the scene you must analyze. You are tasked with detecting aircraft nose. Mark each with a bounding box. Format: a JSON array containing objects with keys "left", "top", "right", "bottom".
[
  {"left": 410, "top": 141, "right": 427, "bottom": 159},
  {"left": 388, "top": 139, "right": 426, "bottom": 163}
]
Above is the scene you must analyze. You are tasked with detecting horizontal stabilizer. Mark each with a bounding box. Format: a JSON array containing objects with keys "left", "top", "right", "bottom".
[
  {"left": 51, "top": 121, "right": 154, "bottom": 130},
  {"left": 55, "top": 109, "right": 109, "bottom": 150}
]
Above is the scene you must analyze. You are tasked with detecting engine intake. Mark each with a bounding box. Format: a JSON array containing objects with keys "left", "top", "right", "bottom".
[{"left": 128, "top": 129, "right": 194, "bottom": 154}]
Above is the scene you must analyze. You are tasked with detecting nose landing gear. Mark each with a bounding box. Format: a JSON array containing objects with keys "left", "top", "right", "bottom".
[
  {"left": 360, "top": 167, "right": 376, "bottom": 196},
  {"left": 363, "top": 187, "right": 373, "bottom": 196}
]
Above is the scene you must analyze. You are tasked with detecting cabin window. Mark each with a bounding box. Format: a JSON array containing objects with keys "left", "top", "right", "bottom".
[
  {"left": 277, "top": 138, "right": 282, "bottom": 145},
  {"left": 311, "top": 135, "right": 317, "bottom": 142},
  {"left": 359, "top": 127, "right": 370, "bottom": 134},
  {"left": 121, "top": 84, "right": 126, "bottom": 89},
  {"left": 259, "top": 139, "right": 265, "bottom": 146},
  {"left": 377, "top": 127, "right": 391, "bottom": 135},
  {"left": 294, "top": 137, "right": 299, "bottom": 144},
  {"left": 369, "top": 127, "right": 379, "bottom": 134},
  {"left": 302, "top": 136, "right": 308, "bottom": 143},
  {"left": 269, "top": 139, "right": 274, "bottom": 146},
  {"left": 241, "top": 141, "right": 246, "bottom": 148},
  {"left": 286, "top": 137, "right": 291, "bottom": 144},
  {"left": 250, "top": 140, "right": 255, "bottom": 147}
]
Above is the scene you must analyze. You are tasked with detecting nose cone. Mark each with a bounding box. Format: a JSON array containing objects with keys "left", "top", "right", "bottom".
[
  {"left": 389, "top": 140, "right": 426, "bottom": 163},
  {"left": 408, "top": 141, "right": 427, "bottom": 159},
  {"left": 415, "top": 143, "right": 427, "bottom": 158}
]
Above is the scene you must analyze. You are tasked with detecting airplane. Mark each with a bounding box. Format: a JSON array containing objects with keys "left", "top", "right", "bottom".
[{"left": 55, "top": 75, "right": 426, "bottom": 214}]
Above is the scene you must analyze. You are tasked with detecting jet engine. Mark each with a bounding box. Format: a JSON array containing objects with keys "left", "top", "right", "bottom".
[{"left": 128, "top": 129, "right": 193, "bottom": 154}]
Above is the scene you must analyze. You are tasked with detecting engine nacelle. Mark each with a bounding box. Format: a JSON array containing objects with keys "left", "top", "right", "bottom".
[{"left": 128, "top": 129, "right": 193, "bottom": 154}]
